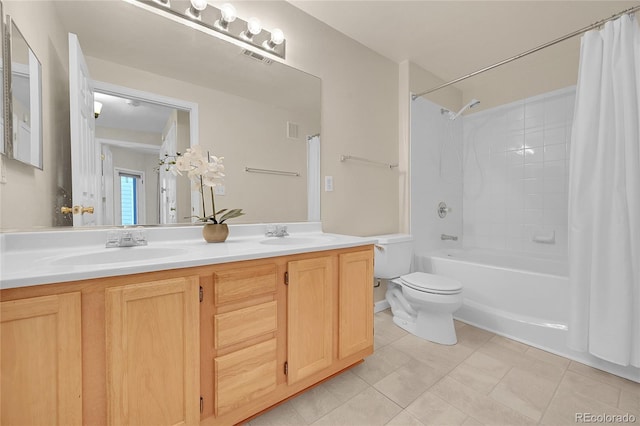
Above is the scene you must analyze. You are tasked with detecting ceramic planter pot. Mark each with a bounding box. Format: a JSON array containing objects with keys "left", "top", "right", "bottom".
[{"left": 202, "top": 223, "right": 229, "bottom": 243}]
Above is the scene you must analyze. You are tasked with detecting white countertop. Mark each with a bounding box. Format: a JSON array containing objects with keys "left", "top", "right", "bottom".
[{"left": 0, "top": 223, "right": 376, "bottom": 290}]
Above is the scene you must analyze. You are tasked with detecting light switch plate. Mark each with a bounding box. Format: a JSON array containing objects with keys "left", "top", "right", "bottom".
[
  {"left": 324, "top": 176, "right": 333, "bottom": 192},
  {"left": 214, "top": 184, "right": 225, "bottom": 195}
]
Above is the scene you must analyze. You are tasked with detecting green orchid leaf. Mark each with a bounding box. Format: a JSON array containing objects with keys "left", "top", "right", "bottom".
[{"left": 219, "top": 209, "right": 245, "bottom": 223}]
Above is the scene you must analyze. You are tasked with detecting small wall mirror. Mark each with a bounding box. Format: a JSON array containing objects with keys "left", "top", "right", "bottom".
[
  {"left": 6, "top": 16, "right": 42, "bottom": 169},
  {"left": 0, "top": 2, "right": 5, "bottom": 156}
]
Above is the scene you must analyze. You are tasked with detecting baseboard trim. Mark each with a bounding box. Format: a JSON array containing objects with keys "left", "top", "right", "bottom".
[{"left": 374, "top": 300, "right": 390, "bottom": 313}]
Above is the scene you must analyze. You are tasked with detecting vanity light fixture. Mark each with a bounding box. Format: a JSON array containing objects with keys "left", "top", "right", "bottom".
[
  {"left": 186, "top": 0, "right": 207, "bottom": 20},
  {"left": 94, "top": 101, "right": 103, "bottom": 119},
  {"left": 127, "top": 0, "right": 286, "bottom": 59}
]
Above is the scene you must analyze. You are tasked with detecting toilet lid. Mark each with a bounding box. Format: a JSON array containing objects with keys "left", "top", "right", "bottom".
[{"left": 399, "top": 272, "right": 462, "bottom": 294}]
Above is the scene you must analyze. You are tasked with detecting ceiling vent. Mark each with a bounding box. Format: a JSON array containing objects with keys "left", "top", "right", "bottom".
[
  {"left": 241, "top": 49, "right": 272, "bottom": 65},
  {"left": 287, "top": 121, "right": 300, "bottom": 140}
]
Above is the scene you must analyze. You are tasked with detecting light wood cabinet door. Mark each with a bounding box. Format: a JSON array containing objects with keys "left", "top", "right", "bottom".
[
  {"left": 1, "top": 292, "right": 82, "bottom": 426},
  {"left": 106, "top": 276, "right": 199, "bottom": 426},
  {"left": 287, "top": 256, "right": 334, "bottom": 384},
  {"left": 338, "top": 250, "right": 374, "bottom": 359}
]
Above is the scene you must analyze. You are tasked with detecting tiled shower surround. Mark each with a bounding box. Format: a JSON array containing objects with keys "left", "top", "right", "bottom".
[{"left": 462, "top": 86, "right": 575, "bottom": 256}]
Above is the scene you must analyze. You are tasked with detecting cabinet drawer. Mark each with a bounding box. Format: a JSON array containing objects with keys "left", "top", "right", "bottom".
[
  {"left": 214, "top": 338, "right": 277, "bottom": 416},
  {"left": 214, "top": 301, "right": 277, "bottom": 349},
  {"left": 214, "top": 264, "right": 277, "bottom": 305}
]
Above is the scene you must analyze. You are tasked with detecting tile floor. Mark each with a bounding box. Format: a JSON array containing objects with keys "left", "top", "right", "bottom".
[{"left": 248, "top": 309, "right": 640, "bottom": 426}]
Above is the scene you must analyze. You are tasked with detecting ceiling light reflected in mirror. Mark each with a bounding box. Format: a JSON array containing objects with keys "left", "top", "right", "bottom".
[{"left": 94, "top": 101, "right": 103, "bottom": 119}]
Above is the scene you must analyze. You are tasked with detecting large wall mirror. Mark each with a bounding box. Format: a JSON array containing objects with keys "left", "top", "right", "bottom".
[
  {"left": 4, "top": 15, "right": 42, "bottom": 169},
  {"left": 1, "top": 0, "right": 320, "bottom": 229}
]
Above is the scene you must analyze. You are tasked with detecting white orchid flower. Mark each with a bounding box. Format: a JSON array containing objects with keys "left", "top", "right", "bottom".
[{"left": 166, "top": 145, "right": 243, "bottom": 224}]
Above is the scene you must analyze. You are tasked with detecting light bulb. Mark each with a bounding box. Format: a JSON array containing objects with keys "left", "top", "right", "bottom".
[
  {"left": 190, "top": 0, "right": 207, "bottom": 11},
  {"left": 263, "top": 28, "right": 285, "bottom": 50},
  {"left": 270, "top": 28, "right": 284, "bottom": 45},
  {"left": 220, "top": 3, "right": 237, "bottom": 23},
  {"left": 186, "top": 0, "right": 207, "bottom": 19},
  {"left": 94, "top": 101, "right": 103, "bottom": 119},
  {"left": 247, "top": 17, "right": 262, "bottom": 36}
]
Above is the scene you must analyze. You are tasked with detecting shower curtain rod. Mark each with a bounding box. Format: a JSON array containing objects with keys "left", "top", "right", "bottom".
[{"left": 412, "top": 5, "right": 640, "bottom": 100}]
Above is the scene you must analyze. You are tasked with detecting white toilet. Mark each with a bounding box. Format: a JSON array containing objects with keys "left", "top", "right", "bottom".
[{"left": 373, "top": 234, "right": 463, "bottom": 345}]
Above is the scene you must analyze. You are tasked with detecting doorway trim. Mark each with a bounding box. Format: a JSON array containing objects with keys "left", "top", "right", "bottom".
[{"left": 93, "top": 80, "right": 200, "bottom": 220}]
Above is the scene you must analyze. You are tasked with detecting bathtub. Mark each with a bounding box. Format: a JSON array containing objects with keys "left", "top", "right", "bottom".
[{"left": 415, "top": 248, "right": 639, "bottom": 382}]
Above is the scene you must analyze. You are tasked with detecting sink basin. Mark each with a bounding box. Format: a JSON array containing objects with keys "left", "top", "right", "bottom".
[
  {"left": 260, "top": 236, "right": 335, "bottom": 246},
  {"left": 51, "top": 247, "right": 189, "bottom": 266}
]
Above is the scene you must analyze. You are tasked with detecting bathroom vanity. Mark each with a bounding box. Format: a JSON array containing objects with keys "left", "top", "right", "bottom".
[{"left": 0, "top": 224, "right": 375, "bottom": 425}]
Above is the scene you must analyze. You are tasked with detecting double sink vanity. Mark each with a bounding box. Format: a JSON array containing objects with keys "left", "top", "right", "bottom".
[{"left": 0, "top": 223, "right": 375, "bottom": 425}]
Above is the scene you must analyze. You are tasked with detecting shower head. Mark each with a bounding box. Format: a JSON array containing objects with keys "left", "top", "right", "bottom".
[{"left": 445, "top": 99, "right": 481, "bottom": 120}]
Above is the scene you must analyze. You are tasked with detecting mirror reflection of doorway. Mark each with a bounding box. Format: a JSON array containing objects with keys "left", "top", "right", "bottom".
[
  {"left": 94, "top": 89, "right": 191, "bottom": 225},
  {"left": 70, "top": 32, "right": 197, "bottom": 227}
]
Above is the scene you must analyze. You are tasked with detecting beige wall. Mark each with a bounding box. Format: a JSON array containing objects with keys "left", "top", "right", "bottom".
[
  {"left": 225, "top": 1, "right": 400, "bottom": 235},
  {"left": 410, "top": 63, "right": 463, "bottom": 112},
  {"left": 456, "top": 38, "right": 580, "bottom": 113},
  {"left": 0, "top": 1, "right": 70, "bottom": 230}
]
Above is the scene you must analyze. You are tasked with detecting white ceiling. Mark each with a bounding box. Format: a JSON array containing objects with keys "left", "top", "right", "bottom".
[
  {"left": 94, "top": 92, "right": 174, "bottom": 135},
  {"left": 290, "top": 1, "right": 638, "bottom": 88}
]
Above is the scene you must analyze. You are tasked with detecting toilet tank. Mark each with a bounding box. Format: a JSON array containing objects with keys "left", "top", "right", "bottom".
[{"left": 371, "top": 234, "right": 413, "bottom": 279}]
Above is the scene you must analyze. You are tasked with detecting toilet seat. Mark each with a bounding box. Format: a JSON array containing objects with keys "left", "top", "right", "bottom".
[{"left": 399, "top": 272, "right": 462, "bottom": 295}]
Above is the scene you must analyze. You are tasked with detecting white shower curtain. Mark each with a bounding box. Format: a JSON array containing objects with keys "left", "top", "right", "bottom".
[
  {"left": 307, "top": 135, "right": 321, "bottom": 222},
  {"left": 568, "top": 14, "right": 640, "bottom": 367}
]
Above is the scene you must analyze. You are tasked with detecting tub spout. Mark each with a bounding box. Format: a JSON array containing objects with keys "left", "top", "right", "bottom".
[{"left": 441, "top": 234, "right": 458, "bottom": 241}]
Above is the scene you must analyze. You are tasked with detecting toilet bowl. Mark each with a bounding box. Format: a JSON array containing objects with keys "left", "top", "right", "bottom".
[
  {"left": 372, "top": 234, "right": 463, "bottom": 345},
  {"left": 387, "top": 272, "right": 462, "bottom": 345}
]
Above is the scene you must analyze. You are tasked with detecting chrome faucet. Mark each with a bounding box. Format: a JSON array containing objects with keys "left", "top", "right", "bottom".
[
  {"left": 106, "top": 228, "right": 148, "bottom": 248},
  {"left": 441, "top": 234, "right": 458, "bottom": 241},
  {"left": 265, "top": 224, "right": 289, "bottom": 238}
]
